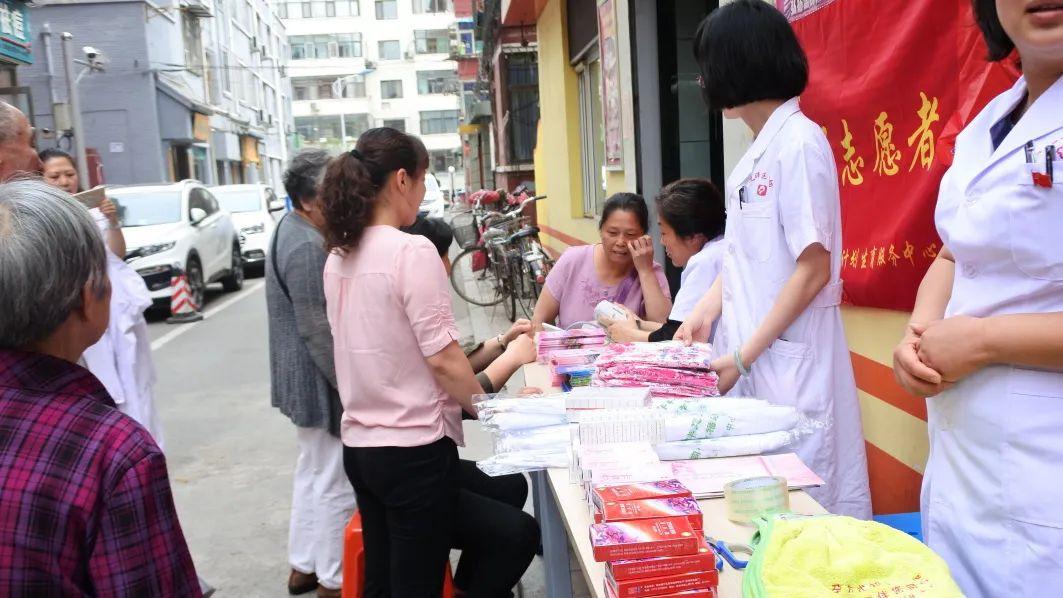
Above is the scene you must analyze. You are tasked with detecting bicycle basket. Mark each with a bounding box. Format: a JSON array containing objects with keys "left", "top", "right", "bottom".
[{"left": 451, "top": 212, "right": 480, "bottom": 249}]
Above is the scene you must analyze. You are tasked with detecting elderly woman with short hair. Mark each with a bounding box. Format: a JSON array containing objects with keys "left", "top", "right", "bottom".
[{"left": 0, "top": 179, "right": 200, "bottom": 595}]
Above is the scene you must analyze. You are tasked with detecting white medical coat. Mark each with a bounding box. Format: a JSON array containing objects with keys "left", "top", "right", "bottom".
[
  {"left": 81, "top": 209, "right": 164, "bottom": 448},
  {"left": 923, "top": 74, "right": 1063, "bottom": 597},
  {"left": 713, "top": 98, "right": 872, "bottom": 518}
]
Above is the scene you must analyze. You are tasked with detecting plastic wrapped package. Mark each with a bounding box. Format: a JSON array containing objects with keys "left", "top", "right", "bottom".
[{"left": 653, "top": 431, "right": 794, "bottom": 461}]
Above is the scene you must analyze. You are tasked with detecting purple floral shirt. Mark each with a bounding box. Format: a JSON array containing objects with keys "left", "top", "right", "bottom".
[{"left": 544, "top": 244, "right": 670, "bottom": 328}]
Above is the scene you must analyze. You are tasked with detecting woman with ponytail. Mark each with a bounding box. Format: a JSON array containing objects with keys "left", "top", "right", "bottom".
[{"left": 321, "top": 128, "right": 537, "bottom": 598}]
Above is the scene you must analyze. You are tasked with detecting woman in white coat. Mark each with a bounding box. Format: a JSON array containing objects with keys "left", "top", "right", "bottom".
[
  {"left": 40, "top": 148, "right": 164, "bottom": 447},
  {"left": 676, "top": 0, "right": 871, "bottom": 518},
  {"left": 892, "top": 2, "right": 1063, "bottom": 595}
]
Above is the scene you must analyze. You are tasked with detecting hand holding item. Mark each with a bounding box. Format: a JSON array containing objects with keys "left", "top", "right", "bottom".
[
  {"left": 892, "top": 323, "right": 950, "bottom": 397},
  {"left": 503, "top": 318, "right": 532, "bottom": 346},
  {"left": 606, "top": 318, "right": 641, "bottom": 343},
  {"left": 503, "top": 332, "right": 537, "bottom": 366},
  {"left": 916, "top": 316, "right": 990, "bottom": 386},
  {"left": 99, "top": 198, "right": 119, "bottom": 225},
  {"left": 628, "top": 235, "right": 655, "bottom": 273},
  {"left": 709, "top": 353, "right": 741, "bottom": 395},
  {"left": 674, "top": 317, "right": 710, "bottom": 346}
]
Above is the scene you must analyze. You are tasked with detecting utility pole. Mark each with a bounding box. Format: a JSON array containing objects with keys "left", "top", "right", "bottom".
[{"left": 60, "top": 32, "right": 90, "bottom": 185}]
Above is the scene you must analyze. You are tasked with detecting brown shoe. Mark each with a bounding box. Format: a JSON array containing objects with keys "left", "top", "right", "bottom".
[
  {"left": 316, "top": 585, "right": 342, "bottom": 598},
  {"left": 288, "top": 570, "right": 318, "bottom": 595}
]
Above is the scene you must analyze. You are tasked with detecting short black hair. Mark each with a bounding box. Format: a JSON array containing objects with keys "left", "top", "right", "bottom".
[
  {"left": 38, "top": 147, "right": 75, "bottom": 167},
  {"left": 657, "top": 178, "right": 726, "bottom": 240},
  {"left": 693, "top": 0, "right": 808, "bottom": 110},
  {"left": 283, "top": 148, "right": 331, "bottom": 211},
  {"left": 972, "top": 0, "right": 1014, "bottom": 61},
  {"left": 599, "top": 192, "right": 649, "bottom": 233},
  {"left": 401, "top": 214, "right": 454, "bottom": 257}
]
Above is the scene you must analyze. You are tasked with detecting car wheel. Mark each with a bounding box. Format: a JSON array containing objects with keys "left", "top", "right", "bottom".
[
  {"left": 221, "top": 242, "right": 245, "bottom": 292},
  {"left": 186, "top": 256, "right": 206, "bottom": 310}
]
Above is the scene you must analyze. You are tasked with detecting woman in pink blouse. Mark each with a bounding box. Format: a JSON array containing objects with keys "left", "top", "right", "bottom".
[
  {"left": 320, "top": 128, "right": 537, "bottom": 598},
  {"left": 531, "top": 193, "right": 672, "bottom": 330}
]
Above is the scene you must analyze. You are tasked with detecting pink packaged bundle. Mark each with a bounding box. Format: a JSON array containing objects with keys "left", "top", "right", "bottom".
[{"left": 538, "top": 329, "right": 609, "bottom": 363}]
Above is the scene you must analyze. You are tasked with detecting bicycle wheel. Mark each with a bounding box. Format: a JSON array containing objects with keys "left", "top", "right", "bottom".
[{"left": 450, "top": 247, "right": 506, "bottom": 306}]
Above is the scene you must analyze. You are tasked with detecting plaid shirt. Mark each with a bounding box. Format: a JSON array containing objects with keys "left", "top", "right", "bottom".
[{"left": 0, "top": 349, "right": 200, "bottom": 597}]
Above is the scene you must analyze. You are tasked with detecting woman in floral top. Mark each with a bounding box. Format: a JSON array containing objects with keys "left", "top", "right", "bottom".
[{"left": 532, "top": 193, "right": 671, "bottom": 329}]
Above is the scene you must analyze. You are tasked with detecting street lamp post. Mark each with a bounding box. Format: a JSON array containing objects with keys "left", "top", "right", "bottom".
[{"left": 60, "top": 33, "right": 90, "bottom": 185}]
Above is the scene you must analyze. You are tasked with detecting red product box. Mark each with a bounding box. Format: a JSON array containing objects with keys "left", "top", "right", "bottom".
[
  {"left": 592, "top": 479, "right": 692, "bottom": 511},
  {"left": 606, "top": 569, "right": 719, "bottom": 598},
  {"left": 601, "top": 496, "right": 704, "bottom": 530},
  {"left": 605, "top": 582, "right": 717, "bottom": 598},
  {"left": 607, "top": 537, "right": 716, "bottom": 581},
  {"left": 590, "top": 517, "right": 700, "bottom": 562}
]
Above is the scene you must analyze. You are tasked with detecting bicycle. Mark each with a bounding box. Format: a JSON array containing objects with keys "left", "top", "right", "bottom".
[{"left": 449, "top": 192, "right": 554, "bottom": 321}]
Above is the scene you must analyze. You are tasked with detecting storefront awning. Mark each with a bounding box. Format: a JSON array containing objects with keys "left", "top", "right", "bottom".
[{"left": 501, "top": 0, "right": 548, "bottom": 26}]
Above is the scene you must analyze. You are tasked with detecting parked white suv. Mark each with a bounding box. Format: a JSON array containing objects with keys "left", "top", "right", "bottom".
[
  {"left": 110, "top": 180, "right": 244, "bottom": 308},
  {"left": 209, "top": 183, "right": 286, "bottom": 273}
]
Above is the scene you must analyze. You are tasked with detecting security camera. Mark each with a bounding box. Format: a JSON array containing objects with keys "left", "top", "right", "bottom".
[{"left": 83, "top": 46, "right": 100, "bottom": 60}]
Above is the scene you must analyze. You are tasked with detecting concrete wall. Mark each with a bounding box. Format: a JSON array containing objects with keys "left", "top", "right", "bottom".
[{"left": 24, "top": 1, "right": 166, "bottom": 183}]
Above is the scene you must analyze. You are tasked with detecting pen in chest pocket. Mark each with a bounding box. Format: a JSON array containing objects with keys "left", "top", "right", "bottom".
[
  {"left": 1048, "top": 147, "right": 1055, "bottom": 183},
  {"left": 739, "top": 187, "right": 746, "bottom": 210}
]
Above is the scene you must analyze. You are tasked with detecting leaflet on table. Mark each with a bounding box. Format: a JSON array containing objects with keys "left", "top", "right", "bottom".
[
  {"left": 607, "top": 536, "right": 715, "bottom": 581},
  {"left": 605, "top": 585, "right": 716, "bottom": 598},
  {"left": 669, "top": 453, "right": 824, "bottom": 498},
  {"left": 590, "top": 516, "right": 700, "bottom": 562},
  {"left": 588, "top": 463, "right": 675, "bottom": 488},
  {"left": 570, "top": 440, "right": 660, "bottom": 484},
  {"left": 606, "top": 569, "right": 719, "bottom": 598},
  {"left": 598, "top": 496, "right": 703, "bottom": 529}
]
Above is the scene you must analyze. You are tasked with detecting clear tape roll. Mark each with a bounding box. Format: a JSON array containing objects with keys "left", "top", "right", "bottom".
[{"left": 723, "top": 476, "right": 790, "bottom": 523}]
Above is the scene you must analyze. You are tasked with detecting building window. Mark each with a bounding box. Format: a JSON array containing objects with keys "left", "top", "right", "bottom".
[
  {"left": 290, "top": 34, "right": 362, "bottom": 60},
  {"left": 420, "top": 110, "right": 459, "bottom": 135},
  {"left": 380, "top": 79, "right": 403, "bottom": 99},
  {"left": 378, "top": 40, "right": 401, "bottom": 60},
  {"left": 343, "top": 76, "right": 366, "bottom": 98},
  {"left": 577, "top": 56, "right": 606, "bottom": 216},
  {"left": 429, "top": 149, "right": 462, "bottom": 173},
  {"left": 414, "top": 29, "right": 449, "bottom": 54},
  {"left": 507, "top": 53, "right": 539, "bottom": 164},
  {"left": 375, "top": 0, "right": 397, "bottom": 19},
  {"left": 417, "top": 70, "right": 456, "bottom": 95},
  {"left": 279, "top": 0, "right": 358, "bottom": 18},
  {"left": 412, "top": 0, "right": 447, "bottom": 13},
  {"left": 383, "top": 118, "right": 406, "bottom": 132},
  {"left": 182, "top": 14, "right": 204, "bottom": 74},
  {"left": 344, "top": 114, "right": 371, "bottom": 138},
  {"left": 222, "top": 50, "right": 233, "bottom": 94},
  {"left": 295, "top": 115, "right": 343, "bottom": 144}
]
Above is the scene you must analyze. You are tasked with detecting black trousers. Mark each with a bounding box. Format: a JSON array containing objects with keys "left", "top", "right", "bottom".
[{"left": 344, "top": 438, "right": 540, "bottom": 598}]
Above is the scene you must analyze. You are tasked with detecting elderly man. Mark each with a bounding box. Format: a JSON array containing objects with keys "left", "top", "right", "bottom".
[
  {"left": 0, "top": 101, "right": 42, "bottom": 179},
  {"left": 267, "top": 149, "right": 354, "bottom": 598},
  {"left": 0, "top": 180, "right": 200, "bottom": 595}
]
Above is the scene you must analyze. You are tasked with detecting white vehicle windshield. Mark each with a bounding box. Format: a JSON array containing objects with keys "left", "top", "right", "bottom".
[
  {"left": 213, "top": 189, "right": 262, "bottom": 213},
  {"left": 113, "top": 191, "right": 182, "bottom": 227}
]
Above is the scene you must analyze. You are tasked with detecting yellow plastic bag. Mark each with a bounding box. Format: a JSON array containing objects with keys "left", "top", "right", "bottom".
[{"left": 743, "top": 514, "right": 963, "bottom": 598}]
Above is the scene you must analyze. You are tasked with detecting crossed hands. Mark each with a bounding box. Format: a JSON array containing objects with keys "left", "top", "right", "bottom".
[{"left": 892, "top": 315, "right": 989, "bottom": 398}]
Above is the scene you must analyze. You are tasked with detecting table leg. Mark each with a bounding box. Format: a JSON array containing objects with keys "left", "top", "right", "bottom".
[{"left": 531, "top": 470, "right": 573, "bottom": 598}]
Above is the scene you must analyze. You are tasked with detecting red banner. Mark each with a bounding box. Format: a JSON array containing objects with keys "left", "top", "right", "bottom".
[{"left": 779, "top": 0, "right": 1019, "bottom": 310}]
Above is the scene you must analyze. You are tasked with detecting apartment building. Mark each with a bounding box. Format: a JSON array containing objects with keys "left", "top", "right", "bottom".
[
  {"left": 22, "top": 0, "right": 290, "bottom": 188},
  {"left": 279, "top": 0, "right": 466, "bottom": 195}
]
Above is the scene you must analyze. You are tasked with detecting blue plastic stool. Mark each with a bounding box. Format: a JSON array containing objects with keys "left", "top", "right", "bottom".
[{"left": 874, "top": 512, "right": 923, "bottom": 543}]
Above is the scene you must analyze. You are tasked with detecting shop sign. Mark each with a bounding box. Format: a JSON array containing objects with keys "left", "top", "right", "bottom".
[
  {"left": 0, "top": 0, "right": 31, "bottom": 65},
  {"left": 597, "top": 0, "right": 622, "bottom": 169}
]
